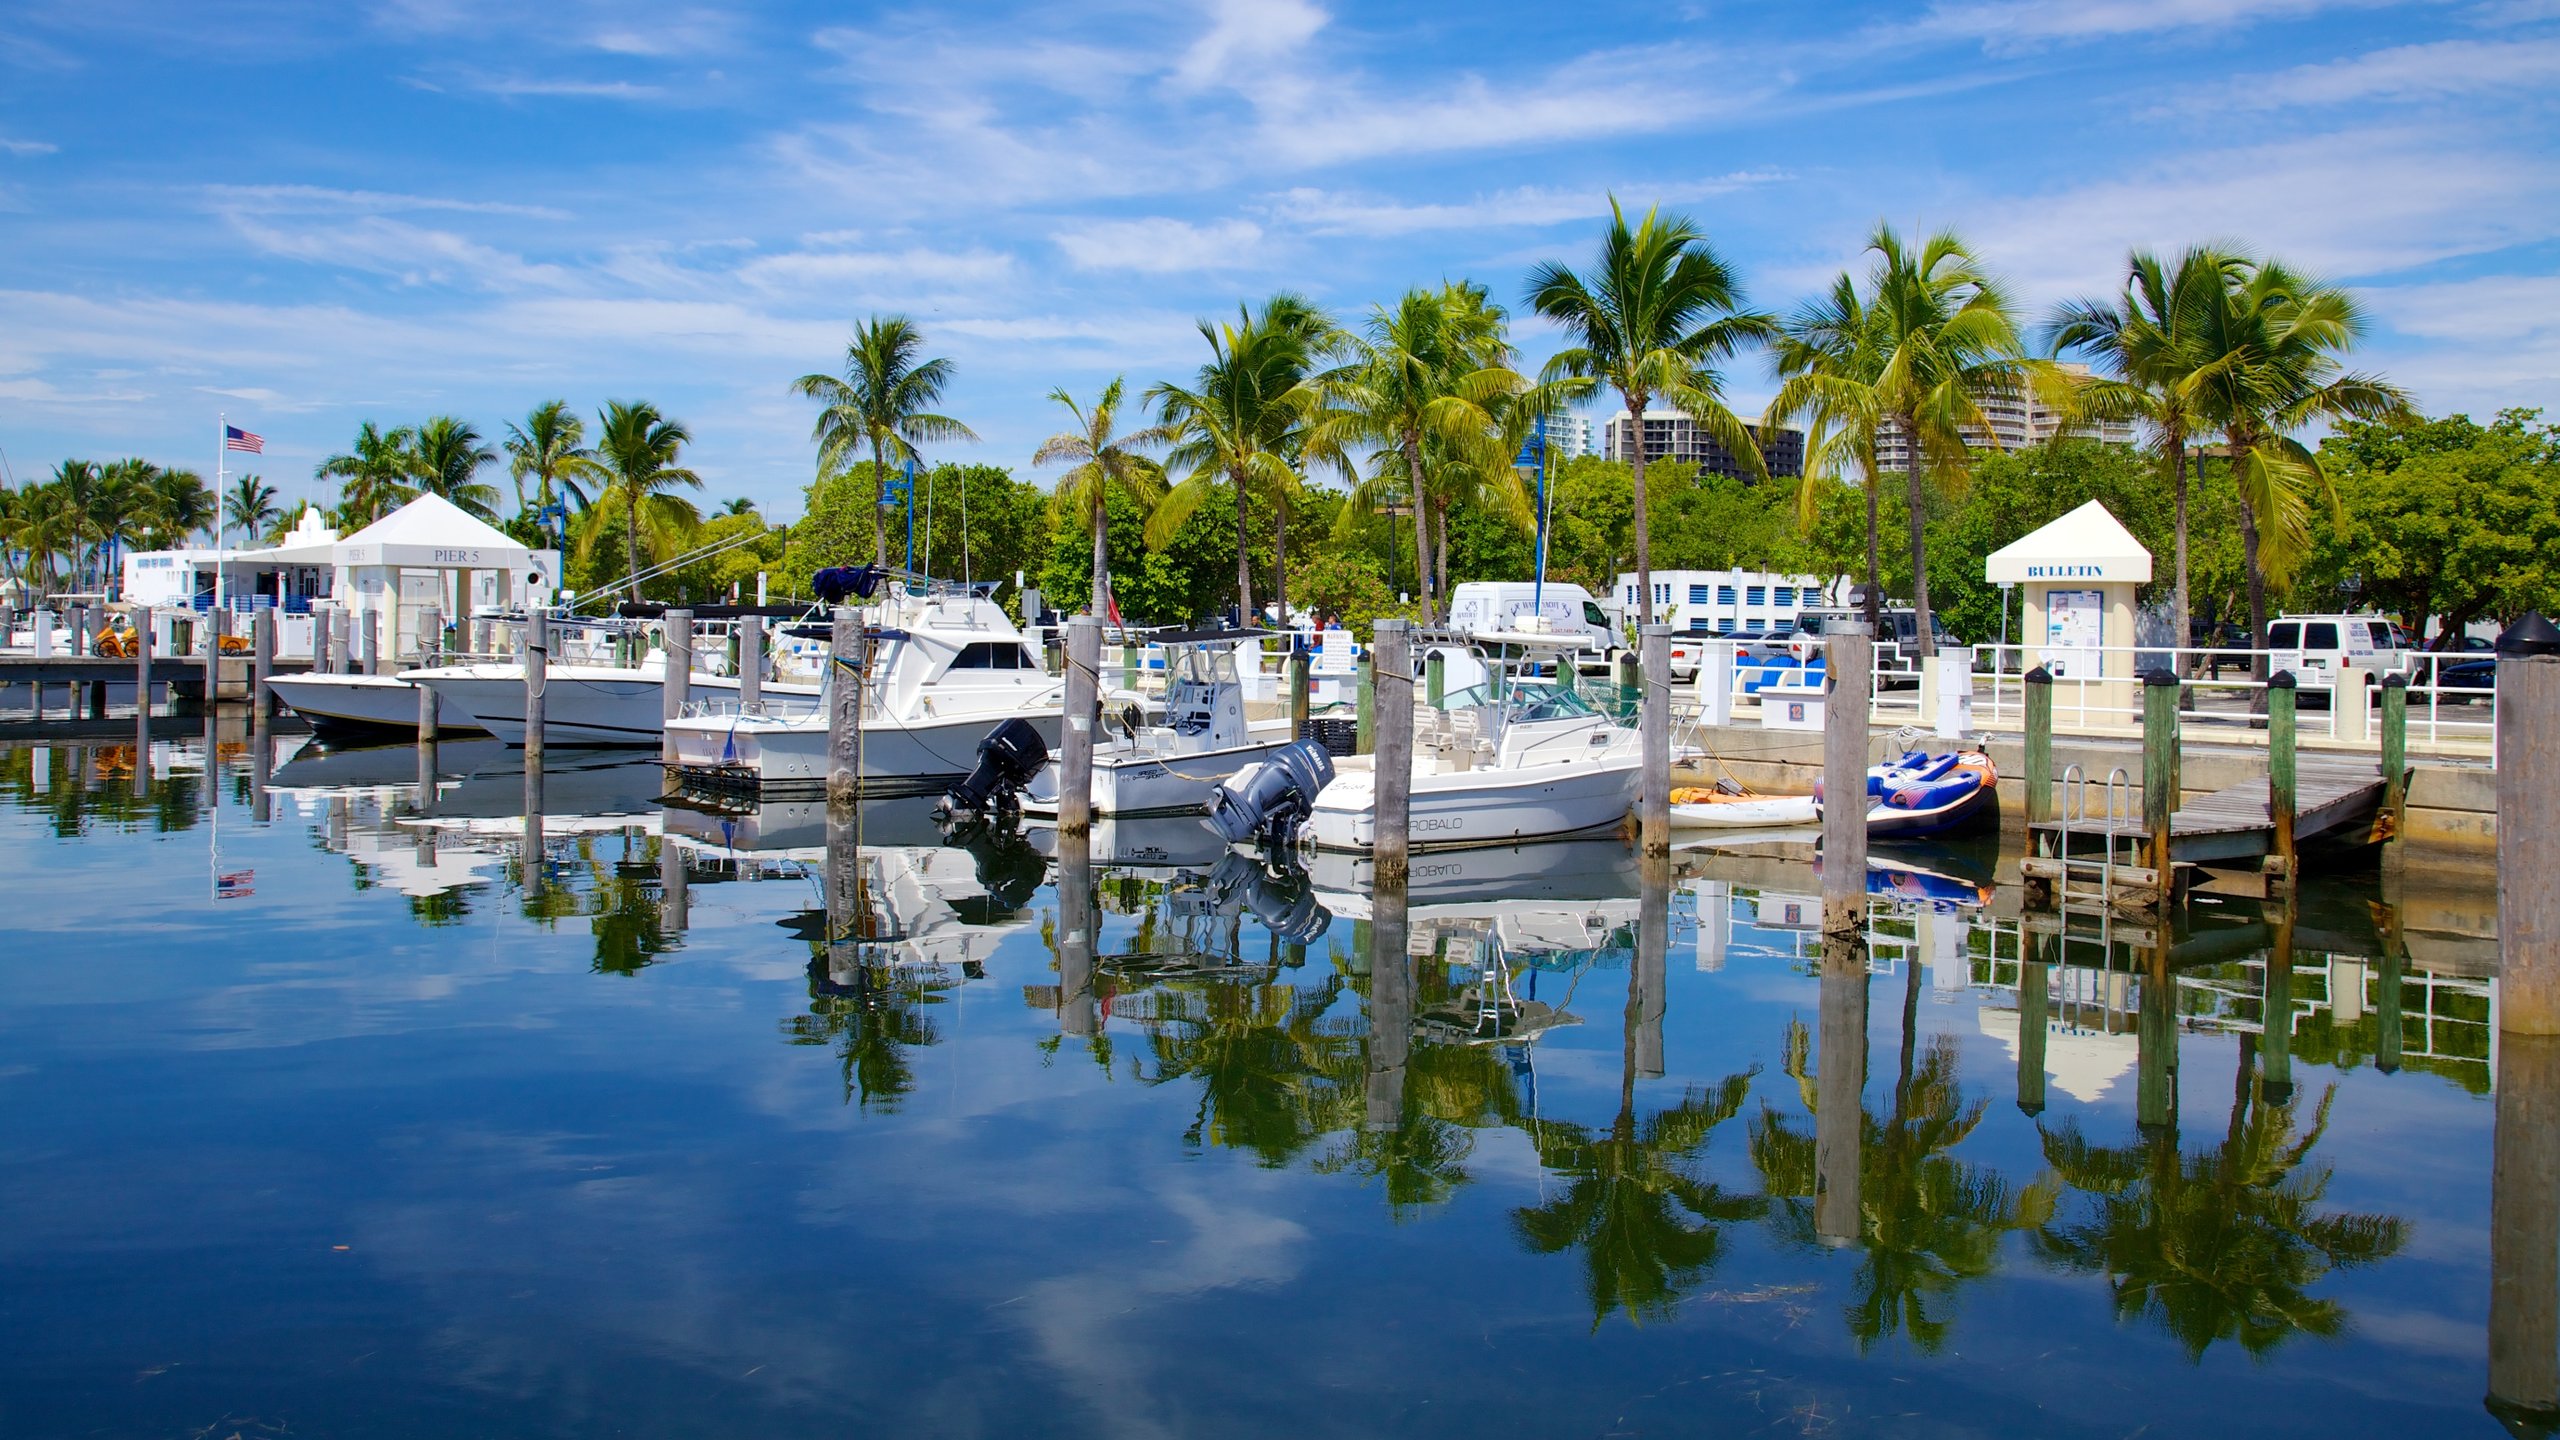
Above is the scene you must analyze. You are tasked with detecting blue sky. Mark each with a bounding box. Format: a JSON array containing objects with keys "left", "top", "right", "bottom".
[{"left": 2, "top": 0, "right": 2554, "bottom": 519}]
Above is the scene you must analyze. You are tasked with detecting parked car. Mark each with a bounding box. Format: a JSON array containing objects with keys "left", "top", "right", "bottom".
[{"left": 1791, "top": 606, "right": 1960, "bottom": 688}]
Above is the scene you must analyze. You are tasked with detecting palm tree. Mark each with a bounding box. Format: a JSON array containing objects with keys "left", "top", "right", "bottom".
[
  {"left": 1313, "top": 283, "right": 1526, "bottom": 620},
  {"left": 1033, "top": 376, "right": 1168, "bottom": 624},
  {"left": 1862, "top": 224, "right": 2048, "bottom": 655},
  {"left": 222, "top": 475, "right": 279, "bottom": 538},
  {"left": 718, "top": 497, "right": 758, "bottom": 517},
  {"left": 1768, "top": 273, "right": 1889, "bottom": 610},
  {"left": 588, "top": 400, "right": 703, "bottom": 601},
  {"left": 407, "top": 416, "right": 501, "bottom": 520},
  {"left": 1149, "top": 294, "right": 1336, "bottom": 626},
  {"left": 503, "top": 399, "right": 603, "bottom": 521},
  {"left": 138, "top": 467, "right": 212, "bottom": 550},
  {"left": 1528, "top": 199, "right": 1774, "bottom": 627},
  {"left": 2046, "top": 248, "right": 2244, "bottom": 657},
  {"left": 316, "top": 421, "right": 419, "bottom": 528},
  {"left": 2035, "top": 1038, "right": 2407, "bottom": 1359},
  {"left": 2192, "top": 261, "right": 2411, "bottom": 661},
  {"left": 792, "top": 316, "right": 978, "bottom": 567}
]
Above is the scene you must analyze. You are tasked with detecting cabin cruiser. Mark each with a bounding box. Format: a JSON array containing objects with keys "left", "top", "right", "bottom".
[
  {"left": 1018, "top": 629, "right": 1298, "bottom": 818},
  {"left": 404, "top": 616, "right": 826, "bottom": 747},
  {"left": 1211, "top": 639, "right": 1641, "bottom": 854},
  {"left": 267, "top": 671, "right": 490, "bottom": 741},
  {"left": 662, "top": 580, "right": 1064, "bottom": 795}
]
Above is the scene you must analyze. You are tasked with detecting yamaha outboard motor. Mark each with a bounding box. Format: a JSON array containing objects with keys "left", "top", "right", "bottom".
[
  {"left": 1205, "top": 739, "right": 1336, "bottom": 847},
  {"left": 940, "top": 717, "right": 1050, "bottom": 820},
  {"left": 1203, "top": 851, "right": 1332, "bottom": 944}
]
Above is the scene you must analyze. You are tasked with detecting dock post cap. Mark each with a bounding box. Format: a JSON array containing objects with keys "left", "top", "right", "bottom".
[
  {"left": 2381, "top": 671, "right": 2408, "bottom": 689},
  {"left": 2142, "top": 668, "right": 2179, "bottom": 687},
  {"left": 2269, "top": 670, "right": 2297, "bottom": 690},
  {"left": 2495, "top": 611, "right": 2560, "bottom": 658},
  {"left": 2024, "top": 664, "right": 2052, "bottom": 684}
]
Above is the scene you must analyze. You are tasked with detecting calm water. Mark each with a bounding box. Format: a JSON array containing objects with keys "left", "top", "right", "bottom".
[{"left": 0, "top": 720, "right": 2539, "bottom": 1439}]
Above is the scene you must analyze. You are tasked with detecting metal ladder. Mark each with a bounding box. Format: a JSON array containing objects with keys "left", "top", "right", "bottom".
[{"left": 2050, "top": 763, "right": 2140, "bottom": 903}]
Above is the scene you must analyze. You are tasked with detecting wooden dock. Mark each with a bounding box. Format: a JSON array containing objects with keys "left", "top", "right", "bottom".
[{"left": 2022, "top": 754, "right": 2391, "bottom": 892}]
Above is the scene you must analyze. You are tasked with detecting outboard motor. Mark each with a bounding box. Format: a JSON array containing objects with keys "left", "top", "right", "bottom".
[
  {"left": 1213, "top": 852, "right": 1332, "bottom": 944},
  {"left": 940, "top": 717, "right": 1050, "bottom": 820},
  {"left": 1206, "top": 739, "right": 1336, "bottom": 847}
]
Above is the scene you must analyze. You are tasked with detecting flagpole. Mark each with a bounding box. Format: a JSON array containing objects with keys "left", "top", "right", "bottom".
[{"left": 214, "top": 412, "right": 228, "bottom": 618}]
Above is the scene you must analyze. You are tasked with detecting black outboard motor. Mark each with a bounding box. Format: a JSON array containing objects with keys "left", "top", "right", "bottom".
[
  {"left": 1205, "top": 739, "right": 1336, "bottom": 847},
  {"left": 941, "top": 717, "right": 1050, "bottom": 820},
  {"left": 1203, "top": 851, "right": 1332, "bottom": 944}
]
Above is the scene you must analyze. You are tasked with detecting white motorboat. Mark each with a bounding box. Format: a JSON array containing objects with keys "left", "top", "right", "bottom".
[
  {"left": 1020, "top": 630, "right": 1297, "bottom": 818},
  {"left": 1667, "top": 789, "right": 1819, "bottom": 830},
  {"left": 409, "top": 652, "right": 819, "bottom": 747},
  {"left": 267, "top": 671, "right": 488, "bottom": 741},
  {"left": 663, "top": 581, "right": 1064, "bottom": 795},
  {"left": 1293, "top": 671, "right": 1641, "bottom": 853}
]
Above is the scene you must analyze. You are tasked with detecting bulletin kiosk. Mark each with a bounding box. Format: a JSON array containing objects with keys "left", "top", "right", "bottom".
[{"left": 1983, "top": 500, "right": 2151, "bottom": 726}]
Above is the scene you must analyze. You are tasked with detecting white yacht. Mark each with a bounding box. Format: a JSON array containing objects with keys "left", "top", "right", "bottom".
[
  {"left": 409, "top": 649, "right": 821, "bottom": 747},
  {"left": 267, "top": 671, "right": 489, "bottom": 741},
  {"left": 662, "top": 583, "right": 1064, "bottom": 795},
  {"left": 1292, "top": 653, "right": 1641, "bottom": 854},
  {"left": 1019, "top": 630, "right": 1297, "bottom": 818}
]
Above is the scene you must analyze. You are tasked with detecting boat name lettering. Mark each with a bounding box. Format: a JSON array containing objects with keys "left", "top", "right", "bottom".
[{"left": 1413, "top": 816, "right": 1467, "bottom": 833}]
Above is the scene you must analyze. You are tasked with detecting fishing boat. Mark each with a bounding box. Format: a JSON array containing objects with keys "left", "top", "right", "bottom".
[
  {"left": 407, "top": 614, "right": 825, "bottom": 747},
  {"left": 1213, "top": 636, "right": 1641, "bottom": 854},
  {"left": 1017, "top": 629, "right": 1298, "bottom": 818},
  {"left": 661, "top": 577, "right": 1064, "bottom": 795}
]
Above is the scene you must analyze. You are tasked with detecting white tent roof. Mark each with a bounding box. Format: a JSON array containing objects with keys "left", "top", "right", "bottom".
[
  {"left": 334, "top": 494, "right": 540, "bottom": 572},
  {"left": 1984, "top": 499, "right": 2153, "bottom": 584}
]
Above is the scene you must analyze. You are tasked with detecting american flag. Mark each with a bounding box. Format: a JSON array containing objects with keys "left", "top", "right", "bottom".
[
  {"left": 224, "top": 424, "right": 264, "bottom": 454},
  {"left": 217, "top": 868, "right": 257, "bottom": 899}
]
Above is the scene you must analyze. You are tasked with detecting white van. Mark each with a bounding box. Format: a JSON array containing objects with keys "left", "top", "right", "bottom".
[
  {"left": 2266, "top": 614, "right": 2411, "bottom": 690},
  {"left": 1445, "top": 582, "right": 1619, "bottom": 671}
]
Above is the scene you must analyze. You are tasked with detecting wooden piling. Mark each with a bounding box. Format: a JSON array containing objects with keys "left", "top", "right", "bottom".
[
  {"left": 2137, "top": 937, "right": 2179, "bottom": 1135},
  {"left": 1424, "top": 649, "right": 1445, "bottom": 709},
  {"left": 2500, "top": 628, "right": 2560, "bottom": 1035},
  {"left": 2379, "top": 672, "right": 2408, "bottom": 837},
  {"left": 2489, "top": 1032, "right": 2560, "bottom": 1428},
  {"left": 660, "top": 609, "right": 692, "bottom": 766},
  {"left": 1364, "top": 876, "right": 1412, "bottom": 1133},
  {"left": 2262, "top": 898, "right": 2296, "bottom": 1105},
  {"left": 1633, "top": 855, "right": 1669, "bottom": 1078},
  {"left": 827, "top": 606, "right": 864, "bottom": 803},
  {"left": 2017, "top": 930, "right": 2049, "bottom": 1117},
  {"left": 132, "top": 606, "right": 152, "bottom": 720},
  {"left": 1058, "top": 615, "right": 1100, "bottom": 840},
  {"left": 1371, "top": 618, "right": 1414, "bottom": 887},
  {"left": 737, "top": 615, "right": 764, "bottom": 712},
  {"left": 1354, "top": 653, "right": 1375, "bottom": 756},
  {"left": 1287, "top": 649, "right": 1309, "bottom": 741},
  {"left": 658, "top": 835, "right": 689, "bottom": 934},
  {"left": 523, "top": 610, "right": 547, "bottom": 778},
  {"left": 1814, "top": 928, "right": 1868, "bottom": 1246},
  {"left": 1639, "top": 623, "right": 1671, "bottom": 858},
  {"left": 1054, "top": 831, "right": 1098, "bottom": 1039},
  {"left": 1615, "top": 649, "right": 1639, "bottom": 723},
  {"left": 250, "top": 610, "right": 274, "bottom": 718},
  {"left": 1820, "top": 624, "right": 1873, "bottom": 936},
  {"left": 2142, "top": 668, "right": 2180, "bottom": 888},
  {"left": 2268, "top": 671, "right": 2298, "bottom": 882},
  {"left": 2024, "top": 665, "right": 2055, "bottom": 825},
  {"left": 2375, "top": 928, "right": 2404, "bottom": 1075}
]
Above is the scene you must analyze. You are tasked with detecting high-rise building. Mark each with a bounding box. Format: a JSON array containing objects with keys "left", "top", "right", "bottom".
[
  {"left": 1541, "top": 413, "right": 1594, "bottom": 461},
  {"left": 1602, "top": 410, "right": 1805, "bottom": 480},
  {"left": 1870, "top": 361, "right": 2137, "bottom": 473}
]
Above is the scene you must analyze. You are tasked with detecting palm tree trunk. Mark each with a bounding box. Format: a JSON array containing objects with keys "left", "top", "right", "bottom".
[
  {"left": 1864, "top": 469, "right": 1881, "bottom": 631},
  {"left": 625, "top": 487, "right": 642, "bottom": 603},
  {"left": 1091, "top": 483, "right": 1111, "bottom": 625},
  {"left": 1628, "top": 390, "right": 1653, "bottom": 628},
  {"left": 1274, "top": 485, "right": 1289, "bottom": 630},
  {"left": 1231, "top": 468, "right": 1253, "bottom": 625},
  {"left": 871, "top": 440, "right": 890, "bottom": 568},
  {"left": 2169, "top": 437, "right": 2192, "bottom": 672},
  {"left": 1903, "top": 414, "right": 1935, "bottom": 659},
  {"left": 1434, "top": 504, "right": 1449, "bottom": 620},
  {"left": 2240, "top": 497, "right": 2270, "bottom": 683},
  {"left": 1402, "top": 432, "right": 1431, "bottom": 616}
]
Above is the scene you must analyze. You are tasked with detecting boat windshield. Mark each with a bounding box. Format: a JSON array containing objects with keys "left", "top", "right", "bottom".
[
  {"left": 1170, "top": 644, "right": 1242, "bottom": 685},
  {"left": 1501, "top": 681, "right": 1597, "bottom": 723}
]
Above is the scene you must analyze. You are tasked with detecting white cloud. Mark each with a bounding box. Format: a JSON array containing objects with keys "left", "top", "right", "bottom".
[
  {"left": 1274, "top": 171, "right": 1788, "bottom": 237},
  {"left": 461, "top": 75, "right": 667, "bottom": 100},
  {"left": 2206, "top": 36, "right": 2560, "bottom": 108},
  {"left": 1053, "top": 217, "right": 1265, "bottom": 273},
  {"left": 225, "top": 215, "right": 572, "bottom": 291},
  {"left": 1915, "top": 0, "right": 2417, "bottom": 49},
  {"left": 204, "top": 183, "right": 569, "bottom": 220},
  {"left": 1170, "top": 0, "right": 1326, "bottom": 92},
  {"left": 2361, "top": 274, "right": 2560, "bottom": 413},
  {"left": 0, "top": 137, "right": 56, "bottom": 156},
  {"left": 733, "top": 244, "right": 1015, "bottom": 293}
]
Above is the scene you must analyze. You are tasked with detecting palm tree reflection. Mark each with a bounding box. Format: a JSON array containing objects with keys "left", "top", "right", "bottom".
[{"left": 2035, "top": 1032, "right": 2407, "bottom": 1360}]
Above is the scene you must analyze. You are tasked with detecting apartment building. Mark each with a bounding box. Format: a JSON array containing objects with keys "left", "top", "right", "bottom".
[
  {"left": 1609, "top": 567, "right": 1854, "bottom": 633},
  {"left": 1602, "top": 410, "right": 1806, "bottom": 480},
  {"left": 1870, "top": 361, "right": 2137, "bottom": 473}
]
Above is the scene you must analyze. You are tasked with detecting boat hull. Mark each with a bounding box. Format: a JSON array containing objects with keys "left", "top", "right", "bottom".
[
  {"left": 411, "top": 666, "right": 819, "bottom": 747},
  {"left": 267, "top": 673, "right": 487, "bottom": 741},
  {"left": 1301, "top": 753, "right": 1641, "bottom": 853},
  {"left": 665, "top": 707, "right": 1064, "bottom": 795},
  {"left": 1022, "top": 728, "right": 1303, "bottom": 817},
  {"left": 1667, "top": 794, "right": 1819, "bottom": 829}
]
